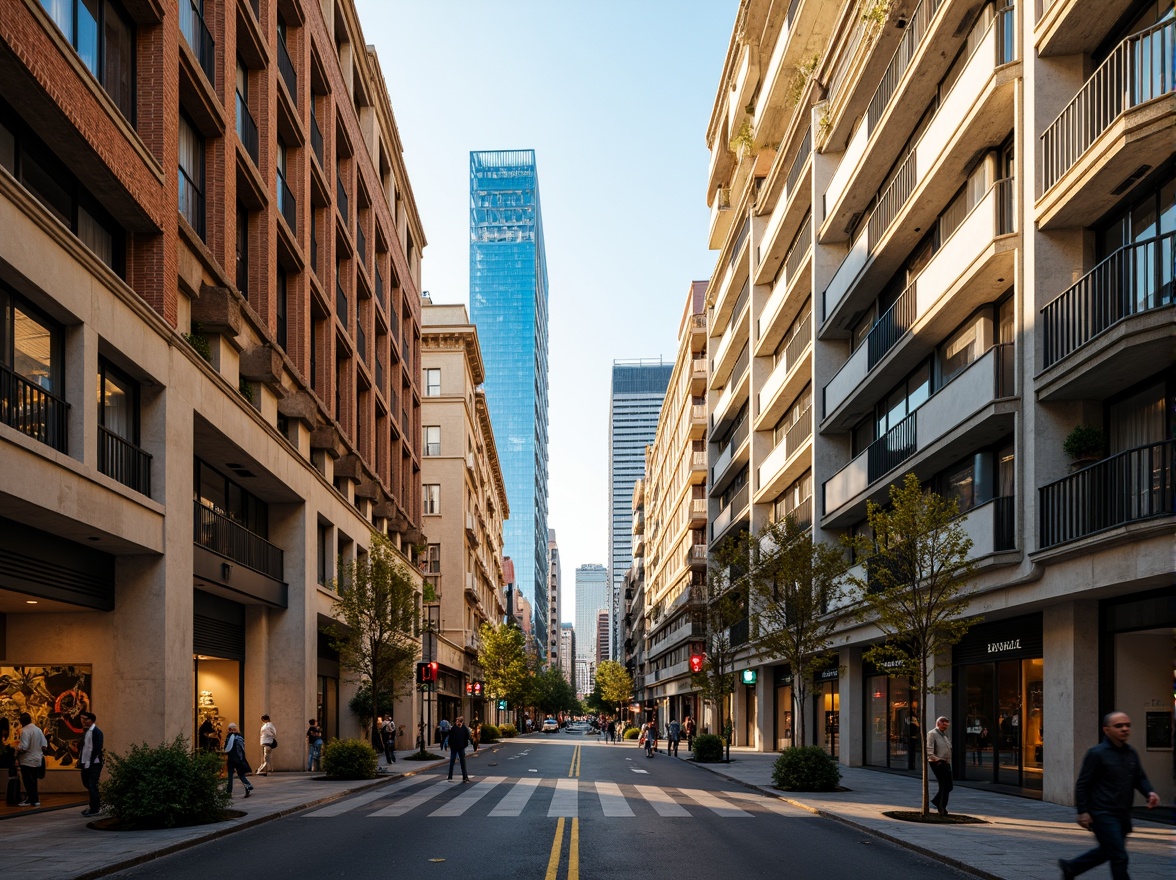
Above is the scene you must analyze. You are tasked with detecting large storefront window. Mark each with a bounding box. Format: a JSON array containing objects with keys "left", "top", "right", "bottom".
[
  {"left": 774, "top": 667, "right": 793, "bottom": 750},
  {"left": 811, "top": 665, "right": 839, "bottom": 758},
  {"left": 865, "top": 665, "right": 920, "bottom": 771}
]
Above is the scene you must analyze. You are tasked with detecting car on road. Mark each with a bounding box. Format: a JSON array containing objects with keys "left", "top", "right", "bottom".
[
  {"left": 541, "top": 717, "right": 559, "bottom": 733},
  {"left": 564, "top": 721, "right": 598, "bottom": 735}
]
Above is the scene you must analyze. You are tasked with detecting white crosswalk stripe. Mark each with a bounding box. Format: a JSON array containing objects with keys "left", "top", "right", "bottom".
[
  {"left": 370, "top": 779, "right": 452, "bottom": 817},
  {"left": 548, "top": 778, "right": 579, "bottom": 817},
  {"left": 303, "top": 774, "right": 439, "bottom": 817},
  {"left": 635, "top": 784, "right": 691, "bottom": 817},
  {"left": 678, "top": 787, "right": 754, "bottom": 817},
  {"left": 429, "top": 776, "right": 505, "bottom": 816},
  {"left": 595, "top": 781, "right": 634, "bottom": 817},
  {"left": 724, "top": 790, "right": 811, "bottom": 817},
  {"left": 488, "top": 777, "right": 541, "bottom": 816}
]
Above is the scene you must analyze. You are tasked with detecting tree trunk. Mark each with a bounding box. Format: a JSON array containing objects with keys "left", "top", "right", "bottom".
[{"left": 919, "top": 670, "right": 930, "bottom": 818}]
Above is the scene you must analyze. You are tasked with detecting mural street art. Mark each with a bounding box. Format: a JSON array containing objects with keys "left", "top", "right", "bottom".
[{"left": 0, "top": 665, "right": 93, "bottom": 770}]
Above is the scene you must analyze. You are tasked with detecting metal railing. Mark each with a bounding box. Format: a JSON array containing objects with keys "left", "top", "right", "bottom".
[
  {"left": 994, "top": 342, "right": 1015, "bottom": 397},
  {"left": 780, "top": 311, "right": 812, "bottom": 372},
  {"left": 867, "top": 281, "right": 917, "bottom": 369},
  {"left": 782, "top": 406, "right": 812, "bottom": 459},
  {"left": 785, "top": 495, "right": 813, "bottom": 530},
  {"left": 995, "top": 176, "right": 1016, "bottom": 234},
  {"left": 194, "top": 500, "right": 284, "bottom": 581},
  {"left": 785, "top": 128, "right": 811, "bottom": 198},
  {"left": 180, "top": 0, "right": 215, "bottom": 86},
  {"left": 311, "top": 112, "right": 324, "bottom": 168},
  {"left": 336, "top": 282, "right": 348, "bottom": 326},
  {"left": 337, "top": 176, "right": 349, "bottom": 222},
  {"left": 178, "top": 166, "right": 204, "bottom": 239},
  {"left": 867, "top": 152, "right": 916, "bottom": 247},
  {"left": 236, "top": 92, "right": 258, "bottom": 166},
  {"left": 993, "top": 495, "right": 1015, "bottom": 551},
  {"left": 866, "top": 0, "right": 942, "bottom": 132},
  {"left": 277, "top": 171, "right": 296, "bottom": 234},
  {"left": 1, "top": 365, "right": 68, "bottom": 451},
  {"left": 867, "top": 411, "right": 917, "bottom": 483},
  {"left": 1041, "top": 230, "right": 1174, "bottom": 367},
  {"left": 1039, "top": 440, "right": 1175, "bottom": 548},
  {"left": 729, "top": 218, "right": 750, "bottom": 271},
  {"left": 98, "top": 425, "right": 151, "bottom": 496},
  {"left": 783, "top": 211, "right": 812, "bottom": 283},
  {"left": 1041, "top": 17, "right": 1174, "bottom": 191},
  {"left": 277, "top": 33, "right": 297, "bottom": 102}
]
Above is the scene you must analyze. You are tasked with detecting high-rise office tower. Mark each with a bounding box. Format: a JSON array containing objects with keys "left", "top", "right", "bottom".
[
  {"left": 559, "top": 624, "right": 576, "bottom": 687},
  {"left": 574, "top": 563, "right": 610, "bottom": 686},
  {"left": 470, "top": 150, "right": 551, "bottom": 657},
  {"left": 548, "top": 529, "right": 561, "bottom": 667},
  {"left": 608, "top": 360, "right": 672, "bottom": 659}
]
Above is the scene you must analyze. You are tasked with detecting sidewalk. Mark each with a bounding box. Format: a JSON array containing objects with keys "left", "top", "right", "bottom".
[
  {"left": 4, "top": 747, "right": 460, "bottom": 880},
  {"left": 686, "top": 746, "right": 1173, "bottom": 880}
]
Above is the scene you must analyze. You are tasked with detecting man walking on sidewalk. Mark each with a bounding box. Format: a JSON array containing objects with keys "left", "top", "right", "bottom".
[
  {"left": 257, "top": 714, "right": 277, "bottom": 775},
  {"left": 78, "top": 712, "right": 104, "bottom": 816},
  {"left": 447, "top": 716, "right": 471, "bottom": 782},
  {"left": 927, "top": 716, "right": 953, "bottom": 817},
  {"left": 1059, "top": 711, "right": 1159, "bottom": 880},
  {"left": 667, "top": 718, "right": 681, "bottom": 757}
]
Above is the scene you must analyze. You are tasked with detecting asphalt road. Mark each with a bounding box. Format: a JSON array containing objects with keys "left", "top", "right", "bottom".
[{"left": 107, "top": 735, "right": 969, "bottom": 879}]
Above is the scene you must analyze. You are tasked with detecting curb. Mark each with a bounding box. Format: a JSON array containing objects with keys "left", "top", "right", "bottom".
[{"left": 685, "top": 758, "right": 998, "bottom": 880}]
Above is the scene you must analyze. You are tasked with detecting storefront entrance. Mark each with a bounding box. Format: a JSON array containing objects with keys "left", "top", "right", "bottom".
[
  {"left": 193, "top": 590, "right": 245, "bottom": 752},
  {"left": 864, "top": 662, "right": 919, "bottom": 772},
  {"left": 811, "top": 665, "right": 839, "bottom": 758},
  {"left": 774, "top": 666, "right": 793, "bottom": 750}
]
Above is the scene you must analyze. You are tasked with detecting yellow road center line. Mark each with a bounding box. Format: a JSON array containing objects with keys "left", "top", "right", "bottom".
[
  {"left": 568, "top": 817, "right": 580, "bottom": 880},
  {"left": 544, "top": 816, "right": 565, "bottom": 880}
]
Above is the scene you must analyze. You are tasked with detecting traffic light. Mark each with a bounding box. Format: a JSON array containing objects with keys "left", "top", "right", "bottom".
[
  {"left": 428, "top": 661, "right": 439, "bottom": 682},
  {"left": 741, "top": 669, "right": 758, "bottom": 685},
  {"left": 465, "top": 682, "right": 473, "bottom": 695},
  {"left": 472, "top": 681, "right": 483, "bottom": 697},
  {"left": 689, "top": 653, "right": 705, "bottom": 674},
  {"left": 417, "top": 661, "right": 437, "bottom": 684},
  {"left": 497, "top": 699, "right": 507, "bottom": 711}
]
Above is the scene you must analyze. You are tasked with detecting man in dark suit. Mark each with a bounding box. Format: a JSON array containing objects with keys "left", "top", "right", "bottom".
[
  {"left": 447, "top": 716, "right": 471, "bottom": 783},
  {"left": 78, "top": 712, "right": 104, "bottom": 816}
]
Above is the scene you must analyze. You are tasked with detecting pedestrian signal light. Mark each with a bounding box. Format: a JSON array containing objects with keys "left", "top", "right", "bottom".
[
  {"left": 498, "top": 699, "right": 508, "bottom": 710},
  {"left": 473, "top": 681, "right": 483, "bottom": 696},
  {"left": 741, "top": 669, "right": 758, "bottom": 685},
  {"left": 689, "top": 653, "right": 705, "bottom": 674},
  {"left": 428, "top": 662, "right": 439, "bottom": 682},
  {"left": 465, "top": 682, "right": 473, "bottom": 695},
  {"left": 416, "top": 662, "right": 429, "bottom": 684}
]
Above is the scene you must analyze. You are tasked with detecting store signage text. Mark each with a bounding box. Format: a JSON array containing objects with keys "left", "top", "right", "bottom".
[{"left": 987, "top": 639, "right": 1021, "bottom": 654}]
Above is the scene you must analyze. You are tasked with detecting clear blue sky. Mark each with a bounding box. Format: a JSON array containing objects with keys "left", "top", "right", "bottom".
[{"left": 354, "top": 1, "right": 736, "bottom": 621}]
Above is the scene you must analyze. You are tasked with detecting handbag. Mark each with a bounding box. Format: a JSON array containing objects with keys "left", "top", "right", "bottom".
[{"left": 269, "top": 738, "right": 277, "bottom": 750}]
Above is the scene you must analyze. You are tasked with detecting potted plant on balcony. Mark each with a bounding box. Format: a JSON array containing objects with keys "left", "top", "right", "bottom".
[{"left": 1063, "top": 425, "right": 1104, "bottom": 470}]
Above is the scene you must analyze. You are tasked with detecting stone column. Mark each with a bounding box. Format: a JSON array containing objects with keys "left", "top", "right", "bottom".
[
  {"left": 839, "top": 646, "right": 863, "bottom": 767},
  {"left": 1043, "top": 600, "right": 1098, "bottom": 806}
]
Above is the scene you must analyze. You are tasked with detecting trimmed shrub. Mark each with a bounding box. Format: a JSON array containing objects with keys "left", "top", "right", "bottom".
[
  {"left": 477, "top": 724, "right": 499, "bottom": 744},
  {"left": 498, "top": 723, "right": 518, "bottom": 738},
  {"left": 771, "top": 746, "right": 842, "bottom": 791},
  {"left": 321, "top": 738, "right": 379, "bottom": 780},
  {"left": 692, "top": 733, "right": 724, "bottom": 763},
  {"left": 623, "top": 726, "right": 641, "bottom": 740},
  {"left": 101, "top": 736, "right": 230, "bottom": 829}
]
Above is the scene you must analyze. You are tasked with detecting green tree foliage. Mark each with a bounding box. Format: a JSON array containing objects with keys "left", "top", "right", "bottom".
[
  {"left": 477, "top": 621, "right": 529, "bottom": 708},
  {"left": 527, "top": 666, "right": 578, "bottom": 716},
  {"left": 594, "top": 660, "right": 633, "bottom": 713},
  {"left": 101, "top": 736, "right": 229, "bottom": 828},
  {"left": 748, "top": 514, "right": 850, "bottom": 745},
  {"left": 847, "top": 473, "right": 978, "bottom": 817},
  {"left": 327, "top": 533, "right": 420, "bottom": 743}
]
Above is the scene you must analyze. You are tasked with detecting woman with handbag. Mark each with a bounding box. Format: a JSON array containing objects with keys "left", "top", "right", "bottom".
[{"left": 223, "top": 723, "right": 254, "bottom": 797}]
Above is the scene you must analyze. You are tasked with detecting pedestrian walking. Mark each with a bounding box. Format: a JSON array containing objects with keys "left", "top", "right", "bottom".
[
  {"left": 447, "top": 716, "right": 471, "bottom": 782},
  {"left": 471, "top": 717, "right": 480, "bottom": 752},
  {"left": 439, "top": 717, "right": 451, "bottom": 752},
  {"left": 257, "top": 714, "right": 277, "bottom": 775},
  {"left": 77, "top": 712, "right": 104, "bottom": 816},
  {"left": 667, "top": 718, "right": 681, "bottom": 757},
  {"left": 223, "top": 723, "right": 253, "bottom": 798},
  {"left": 380, "top": 715, "right": 397, "bottom": 763},
  {"left": 305, "top": 718, "right": 323, "bottom": 772},
  {"left": 642, "top": 721, "right": 658, "bottom": 758},
  {"left": 1059, "top": 711, "right": 1160, "bottom": 880},
  {"left": 15, "top": 712, "right": 47, "bottom": 807},
  {"left": 684, "top": 715, "right": 695, "bottom": 751},
  {"left": 606, "top": 719, "right": 616, "bottom": 744},
  {"left": 2, "top": 717, "right": 21, "bottom": 806},
  {"left": 927, "top": 716, "right": 953, "bottom": 817}
]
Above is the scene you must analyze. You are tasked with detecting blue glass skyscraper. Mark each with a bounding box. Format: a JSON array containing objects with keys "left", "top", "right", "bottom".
[{"left": 469, "top": 150, "right": 550, "bottom": 656}]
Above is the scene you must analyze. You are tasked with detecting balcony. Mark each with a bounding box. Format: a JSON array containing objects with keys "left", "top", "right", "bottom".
[
  {"left": 689, "top": 450, "right": 707, "bottom": 484},
  {"left": 632, "top": 509, "right": 644, "bottom": 536},
  {"left": 1039, "top": 440, "right": 1174, "bottom": 549},
  {"left": 690, "top": 357, "right": 707, "bottom": 394},
  {"left": 757, "top": 312, "right": 812, "bottom": 428},
  {"left": 959, "top": 495, "right": 1016, "bottom": 557},
  {"left": 710, "top": 219, "right": 750, "bottom": 326},
  {"left": 311, "top": 113, "right": 324, "bottom": 168},
  {"left": 689, "top": 313, "right": 707, "bottom": 350},
  {"left": 824, "top": 179, "right": 1016, "bottom": 426},
  {"left": 1035, "top": 0, "right": 1137, "bottom": 57},
  {"left": 236, "top": 92, "right": 259, "bottom": 166},
  {"left": 708, "top": 184, "right": 733, "bottom": 250},
  {"left": 755, "top": 129, "right": 812, "bottom": 286},
  {"left": 98, "top": 425, "right": 151, "bottom": 496},
  {"left": 1, "top": 365, "right": 68, "bottom": 452},
  {"left": 689, "top": 497, "right": 707, "bottom": 527},
  {"left": 465, "top": 571, "right": 478, "bottom": 599},
  {"left": 712, "top": 483, "right": 749, "bottom": 541},
  {"left": 823, "top": 344, "right": 1015, "bottom": 523},
  {"left": 685, "top": 543, "right": 707, "bottom": 570},
  {"left": 756, "top": 212, "right": 812, "bottom": 355},
  {"left": 277, "top": 171, "right": 296, "bottom": 235},
  {"left": 689, "top": 403, "right": 707, "bottom": 439},
  {"left": 1038, "top": 18, "right": 1174, "bottom": 229},
  {"left": 710, "top": 281, "right": 749, "bottom": 389},
  {"left": 465, "top": 513, "right": 477, "bottom": 538},
  {"left": 822, "top": 7, "right": 1017, "bottom": 331},
  {"left": 180, "top": 0, "right": 215, "bottom": 86},
  {"left": 711, "top": 346, "right": 750, "bottom": 437},
  {"left": 194, "top": 501, "right": 283, "bottom": 582},
  {"left": 1038, "top": 231, "right": 1174, "bottom": 400},
  {"left": 757, "top": 408, "right": 812, "bottom": 501},
  {"left": 277, "top": 33, "right": 297, "bottom": 102},
  {"left": 712, "top": 417, "right": 750, "bottom": 495}
]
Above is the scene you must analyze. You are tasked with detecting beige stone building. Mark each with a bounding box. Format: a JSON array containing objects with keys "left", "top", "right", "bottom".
[
  {"left": 420, "top": 300, "right": 509, "bottom": 727},
  {"left": 0, "top": 0, "right": 427, "bottom": 785},
  {"left": 698, "top": 0, "right": 1174, "bottom": 807}
]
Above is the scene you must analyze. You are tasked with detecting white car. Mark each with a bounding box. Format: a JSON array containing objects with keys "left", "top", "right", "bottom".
[{"left": 541, "top": 717, "right": 559, "bottom": 733}]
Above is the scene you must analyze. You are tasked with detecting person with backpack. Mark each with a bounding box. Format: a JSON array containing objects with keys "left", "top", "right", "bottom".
[
  {"left": 439, "top": 717, "right": 451, "bottom": 751},
  {"left": 667, "top": 718, "right": 681, "bottom": 757},
  {"left": 381, "top": 715, "right": 397, "bottom": 763},
  {"left": 223, "top": 723, "right": 254, "bottom": 798},
  {"left": 15, "top": 712, "right": 48, "bottom": 807}
]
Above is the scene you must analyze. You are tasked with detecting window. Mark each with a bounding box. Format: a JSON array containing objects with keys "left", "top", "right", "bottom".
[
  {"left": 938, "top": 314, "right": 989, "bottom": 384},
  {"left": 276, "top": 266, "right": 288, "bottom": 350},
  {"left": 0, "top": 284, "right": 66, "bottom": 451},
  {"left": 40, "top": 0, "right": 134, "bottom": 121},
  {"left": 236, "top": 59, "right": 258, "bottom": 165},
  {"left": 317, "top": 522, "right": 331, "bottom": 586},
  {"left": 195, "top": 458, "right": 269, "bottom": 537},
  {"left": 97, "top": 357, "right": 148, "bottom": 494},
  {"left": 236, "top": 205, "right": 249, "bottom": 295},
  {"left": 277, "top": 140, "right": 295, "bottom": 233},
  {"left": 423, "top": 425, "right": 440, "bottom": 456},
  {"left": 178, "top": 113, "right": 204, "bottom": 239},
  {"left": 423, "top": 483, "right": 440, "bottom": 515},
  {"left": 424, "top": 368, "right": 441, "bottom": 397}
]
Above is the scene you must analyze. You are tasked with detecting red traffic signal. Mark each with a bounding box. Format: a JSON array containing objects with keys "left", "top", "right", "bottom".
[
  {"left": 473, "top": 681, "right": 483, "bottom": 696},
  {"left": 428, "top": 662, "right": 439, "bottom": 681},
  {"left": 465, "top": 681, "right": 473, "bottom": 695},
  {"left": 689, "top": 653, "right": 705, "bottom": 674},
  {"left": 418, "top": 661, "right": 438, "bottom": 683}
]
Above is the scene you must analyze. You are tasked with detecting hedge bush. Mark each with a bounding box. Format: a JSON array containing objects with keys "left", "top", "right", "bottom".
[
  {"left": 692, "top": 733, "right": 724, "bottom": 762},
  {"left": 498, "top": 723, "right": 517, "bottom": 738},
  {"left": 477, "top": 724, "right": 499, "bottom": 744},
  {"left": 101, "top": 736, "right": 230, "bottom": 829},
  {"left": 623, "top": 726, "right": 641, "bottom": 740},
  {"left": 321, "top": 738, "right": 379, "bottom": 780},
  {"left": 771, "top": 746, "right": 842, "bottom": 791}
]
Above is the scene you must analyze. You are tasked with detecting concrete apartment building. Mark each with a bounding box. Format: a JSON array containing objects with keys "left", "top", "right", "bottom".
[
  {"left": 0, "top": 0, "right": 430, "bottom": 782},
  {"left": 697, "top": 0, "right": 1173, "bottom": 807},
  {"left": 547, "top": 529, "right": 561, "bottom": 667},
  {"left": 419, "top": 300, "right": 509, "bottom": 725},
  {"left": 642, "top": 282, "right": 710, "bottom": 726},
  {"left": 559, "top": 622, "right": 575, "bottom": 688},
  {"left": 624, "top": 479, "right": 648, "bottom": 713}
]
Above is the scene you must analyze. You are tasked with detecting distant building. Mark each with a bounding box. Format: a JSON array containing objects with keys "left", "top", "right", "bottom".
[
  {"left": 559, "top": 624, "right": 576, "bottom": 688},
  {"left": 575, "top": 659, "right": 595, "bottom": 699},
  {"left": 574, "top": 563, "right": 609, "bottom": 677},
  {"left": 547, "top": 529, "right": 561, "bottom": 667},
  {"left": 595, "top": 610, "right": 610, "bottom": 665}
]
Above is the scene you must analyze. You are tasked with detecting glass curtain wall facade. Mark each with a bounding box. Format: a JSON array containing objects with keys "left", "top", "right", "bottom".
[
  {"left": 574, "top": 563, "right": 609, "bottom": 687},
  {"left": 608, "top": 360, "right": 672, "bottom": 659},
  {"left": 470, "top": 150, "right": 550, "bottom": 655}
]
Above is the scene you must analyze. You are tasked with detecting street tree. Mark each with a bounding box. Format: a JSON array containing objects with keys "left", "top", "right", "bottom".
[
  {"left": 594, "top": 660, "right": 633, "bottom": 721},
  {"left": 692, "top": 532, "right": 750, "bottom": 761},
  {"left": 477, "top": 621, "right": 530, "bottom": 721},
  {"left": 748, "top": 514, "right": 850, "bottom": 747},
  {"left": 327, "top": 532, "right": 420, "bottom": 745},
  {"left": 527, "top": 667, "right": 578, "bottom": 717},
  {"left": 847, "top": 472, "right": 978, "bottom": 818}
]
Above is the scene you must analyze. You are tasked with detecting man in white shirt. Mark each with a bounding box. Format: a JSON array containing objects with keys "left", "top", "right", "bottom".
[
  {"left": 258, "top": 714, "right": 277, "bottom": 775},
  {"left": 15, "top": 712, "right": 47, "bottom": 807},
  {"left": 78, "top": 712, "right": 104, "bottom": 816},
  {"left": 927, "top": 716, "right": 953, "bottom": 817}
]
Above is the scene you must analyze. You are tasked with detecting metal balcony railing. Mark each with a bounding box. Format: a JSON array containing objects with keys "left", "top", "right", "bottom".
[
  {"left": 785, "top": 128, "right": 811, "bottom": 199},
  {"left": 1, "top": 365, "right": 68, "bottom": 452},
  {"left": 1041, "top": 231, "right": 1174, "bottom": 368},
  {"left": 867, "top": 411, "right": 917, "bottom": 483},
  {"left": 98, "top": 425, "right": 151, "bottom": 496},
  {"left": 866, "top": 0, "right": 943, "bottom": 133},
  {"left": 180, "top": 0, "right": 215, "bottom": 86},
  {"left": 781, "top": 312, "right": 811, "bottom": 373},
  {"left": 1039, "top": 440, "right": 1175, "bottom": 548},
  {"left": 277, "top": 33, "right": 297, "bottom": 102},
  {"left": 236, "top": 92, "right": 258, "bottom": 166},
  {"left": 867, "top": 151, "right": 916, "bottom": 247},
  {"left": 867, "top": 281, "right": 917, "bottom": 369},
  {"left": 194, "top": 501, "right": 284, "bottom": 581},
  {"left": 783, "top": 212, "right": 812, "bottom": 282},
  {"left": 785, "top": 495, "right": 813, "bottom": 530},
  {"left": 178, "top": 166, "right": 204, "bottom": 239},
  {"left": 729, "top": 218, "right": 750, "bottom": 271},
  {"left": 1041, "top": 17, "right": 1174, "bottom": 192},
  {"left": 993, "top": 494, "right": 1015, "bottom": 551},
  {"left": 277, "top": 171, "right": 296, "bottom": 234}
]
